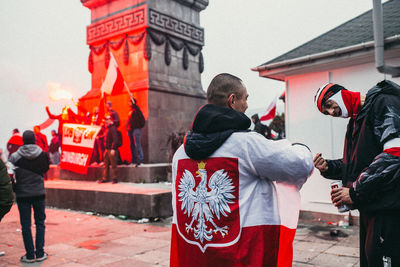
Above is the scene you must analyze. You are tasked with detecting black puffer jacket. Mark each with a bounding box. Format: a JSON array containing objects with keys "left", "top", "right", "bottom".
[
  {"left": 321, "top": 80, "right": 400, "bottom": 213},
  {"left": 184, "top": 104, "right": 251, "bottom": 160},
  {"left": 127, "top": 104, "right": 145, "bottom": 130},
  {"left": 9, "top": 144, "right": 49, "bottom": 201},
  {"left": 0, "top": 159, "right": 13, "bottom": 213}
]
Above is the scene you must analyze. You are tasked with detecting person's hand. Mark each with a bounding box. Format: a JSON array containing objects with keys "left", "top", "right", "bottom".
[
  {"left": 331, "top": 187, "right": 353, "bottom": 207},
  {"left": 110, "top": 149, "right": 116, "bottom": 156},
  {"left": 313, "top": 153, "right": 328, "bottom": 172}
]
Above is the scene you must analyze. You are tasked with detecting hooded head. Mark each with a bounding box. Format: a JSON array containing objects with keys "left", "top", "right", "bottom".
[
  {"left": 106, "top": 101, "right": 112, "bottom": 111},
  {"left": 23, "top": 130, "right": 36, "bottom": 145},
  {"left": 251, "top": 114, "right": 259, "bottom": 123},
  {"left": 130, "top": 98, "right": 137, "bottom": 108},
  {"left": 314, "top": 83, "right": 361, "bottom": 118}
]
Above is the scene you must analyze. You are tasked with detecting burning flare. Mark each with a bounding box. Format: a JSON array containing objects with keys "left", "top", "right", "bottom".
[{"left": 47, "top": 82, "right": 74, "bottom": 101}]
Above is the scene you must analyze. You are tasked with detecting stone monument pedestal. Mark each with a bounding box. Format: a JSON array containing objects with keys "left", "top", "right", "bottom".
[{"left": 79, "top": 0, "right": 209, "bottom": 164}]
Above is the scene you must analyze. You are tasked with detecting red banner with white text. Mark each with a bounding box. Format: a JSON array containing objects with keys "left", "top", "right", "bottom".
[{"left": 60, "top": 123, "right": 101, "bottom": 174}]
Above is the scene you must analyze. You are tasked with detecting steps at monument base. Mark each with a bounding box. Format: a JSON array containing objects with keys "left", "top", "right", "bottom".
[
  {"left": 47, "top": 164, "right": 172, "bottom": 183},
  {"left": 45, "top": 180, "right": 172, "bottom": 220}
]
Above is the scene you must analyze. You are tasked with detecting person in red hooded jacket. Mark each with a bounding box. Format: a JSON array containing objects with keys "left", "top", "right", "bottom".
[
  {"left": 33, "top": 126, "right": 48, "bottom": 153},
  {"left": 7, "top": 128, "right": 23, "bottom": 159}
]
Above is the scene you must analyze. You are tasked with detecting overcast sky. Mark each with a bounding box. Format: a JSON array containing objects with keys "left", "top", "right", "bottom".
[{"left": 0, "top": 0, "right": 374, "bottom": 153}]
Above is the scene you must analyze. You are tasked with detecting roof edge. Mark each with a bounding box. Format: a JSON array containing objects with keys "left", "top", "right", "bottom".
[{"left": 252, "top": 34, "right": 400, "bottom": 72}]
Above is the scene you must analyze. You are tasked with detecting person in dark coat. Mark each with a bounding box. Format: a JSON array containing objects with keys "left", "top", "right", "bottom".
[
  {"left": 48, "top": 130, "right": 61, "bottom": 165},
  {"left": 9, "top": 130, "right": 50, "bottom": 263},
  {"left": 0, "top": 159, "right": 13, "bottom": 222},
  {"left": 251, "top": 114, "right": 272, "bottom": 139},
  {"left": 127, "top": 98, "right": 145, "bottom": 166},
  {"left": 98, "top": 116, "right": 119, "bottom": 184},
  {"left": 313, "top": 81, "right": 400, "bottom": 267}
]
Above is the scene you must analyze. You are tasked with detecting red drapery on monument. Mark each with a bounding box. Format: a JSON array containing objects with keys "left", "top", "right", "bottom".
[{"left": 79, "top": 0, "right": 149, "bottom": 163}]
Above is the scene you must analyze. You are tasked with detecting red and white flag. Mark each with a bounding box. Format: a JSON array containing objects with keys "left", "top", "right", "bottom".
[
  {"left": 171, "top": 156, "right": 307, "bottom": 267},
  {"left": 259, "top": 95, "right": 279, "bottom": 125},
  {"left": 100, "top": 53, "right": 125, "bottom": 96}
]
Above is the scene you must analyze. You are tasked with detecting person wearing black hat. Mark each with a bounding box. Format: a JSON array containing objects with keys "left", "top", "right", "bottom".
[
  {"left": 8, "top": 130, "right": 50, "bottom": 263},
  {"left": 313, "top": 80, "right": 400, "bottom": 267}
]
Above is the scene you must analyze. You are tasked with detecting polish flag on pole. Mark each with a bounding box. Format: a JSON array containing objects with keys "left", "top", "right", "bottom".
[
  {"left": 259, "top": 95, "right": 279, "bottom": 125},
  {"left": 100, "top": 52, "right": 125, "bottom": 96}
]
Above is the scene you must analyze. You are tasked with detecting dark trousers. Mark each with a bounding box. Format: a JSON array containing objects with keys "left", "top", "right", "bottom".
[
  {"left": 17, "top": 199, "right": 46, "bottom": 259},
  {"left": 0, "top": 204, "right": 12, "bottom": 222},
  {"left": 91, "top": 137, "right": 105, "bottom": 164},
  {"left": 104, "top": 149, "right": 117, "bottom": 180},
  {"left": 128, "top": 129, "right": 143, "bottom": 164},
  {"left": 128, "top": 130, "right": 136, "bottom": 164},
  {"left": 360, "top": 212, "right": 400, "bottom": 267}
]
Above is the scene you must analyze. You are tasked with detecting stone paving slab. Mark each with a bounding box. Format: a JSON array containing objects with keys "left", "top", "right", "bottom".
[
  {"left": 324, "top": 245, "right": 359, "bottom": 257},
  {"left": 44, "top": 180, "right": 172, "bottom": 219},
  {"left": 45, "top": 180, "right": 171, "bottom": 195},
  {"left": 49, "top": 164, "right": 171, "bottom": 183},
  {"left": 309, "top": 253, "right": 359, "bottom": 267},
  {"left": 0, "top": 205, "right": 360, "bottom": 266}
]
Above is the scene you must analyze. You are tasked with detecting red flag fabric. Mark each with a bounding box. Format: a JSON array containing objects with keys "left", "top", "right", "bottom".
[
  {"left": 38, "top": 118, "right": 55, "bottom": 131},
  {"left": 171, "top": 157, "right": 305, "bottom": 267},
  {"left": 171, "top": 137, "right": 314, "bottom": 267},
  {"left": 259, "top": 95, "right": 278, "bottom": 124},
  {"left": 100, "top": 53, "right": 125, "bottom": 96},
  {"left": 97, "top": 94, "right": 106, "bottom": 124}
]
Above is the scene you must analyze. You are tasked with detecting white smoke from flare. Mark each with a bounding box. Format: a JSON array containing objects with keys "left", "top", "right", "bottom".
[{"left": 47, "top": 82, "right": 74, "bottom": 101}]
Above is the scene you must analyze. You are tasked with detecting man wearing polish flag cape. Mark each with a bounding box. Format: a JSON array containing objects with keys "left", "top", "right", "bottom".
[{"left": 170, "top": 73, "right": 314, "bottom": 267}]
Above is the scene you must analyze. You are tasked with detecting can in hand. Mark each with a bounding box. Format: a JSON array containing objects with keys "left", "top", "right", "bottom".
[{"left": 331, "top": 181, "right": 350, "bottom": 213}]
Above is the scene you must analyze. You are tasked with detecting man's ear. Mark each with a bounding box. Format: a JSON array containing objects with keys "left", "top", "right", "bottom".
[{"left": 227, "top": 93, "right": 235, "bottom": 108}]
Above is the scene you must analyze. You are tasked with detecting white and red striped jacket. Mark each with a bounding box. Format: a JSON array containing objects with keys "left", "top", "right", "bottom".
[{"left": 171, "top": 132, "right": 314, "bottom": 267}]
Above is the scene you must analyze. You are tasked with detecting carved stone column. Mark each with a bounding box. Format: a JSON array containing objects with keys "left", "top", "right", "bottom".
[{"left": 80, "top": 0, "right": 208, "bottom": 163}]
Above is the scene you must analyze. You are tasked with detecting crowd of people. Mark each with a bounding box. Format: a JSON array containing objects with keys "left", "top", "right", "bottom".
[
  {"left": 4, "top": 127, "right": 60, "bottom": 165},
  {"left": 93, "top": 99, "right": 146, "bottom": 184},
  {"left": 0, "top": 98, "right": 147, "bottom": 263},
  {"left": 1, "top": 74, "right": 399, "bottom": 265},
  {"left": 2, "top": 99, "right": 146, "bottom": 184}
]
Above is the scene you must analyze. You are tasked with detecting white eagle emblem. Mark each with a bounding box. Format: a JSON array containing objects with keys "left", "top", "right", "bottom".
[{"left": 178, "top": 161, "right": 236, "bottom": 243}]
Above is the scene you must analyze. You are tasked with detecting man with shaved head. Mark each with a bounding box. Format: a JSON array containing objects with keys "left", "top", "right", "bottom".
[{"left": 170, "top": 73, "right": 314, "bottom": 266}]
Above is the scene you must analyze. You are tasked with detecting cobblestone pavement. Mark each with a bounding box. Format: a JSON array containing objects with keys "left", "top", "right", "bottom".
[{"left": 0, "top": 205, "right": 359, "bottom": 266}]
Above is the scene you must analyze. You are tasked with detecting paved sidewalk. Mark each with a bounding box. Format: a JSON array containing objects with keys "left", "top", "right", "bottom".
[
  {"left": 293, "top": 222, "right": 359, "bottom": 266},
  {"left": 0, "top": 205, "right": 359, "bottom": 266}
]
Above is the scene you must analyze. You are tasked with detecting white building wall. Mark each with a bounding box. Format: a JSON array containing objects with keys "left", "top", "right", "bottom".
[{"left": 285, "top": 59, "right": 400, "bottom": 215}]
